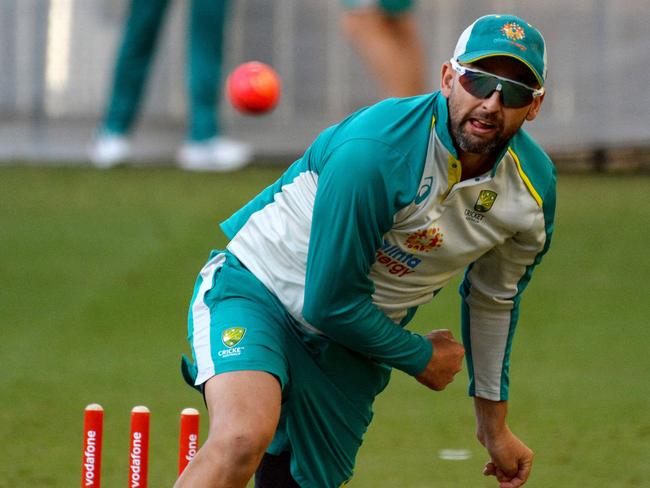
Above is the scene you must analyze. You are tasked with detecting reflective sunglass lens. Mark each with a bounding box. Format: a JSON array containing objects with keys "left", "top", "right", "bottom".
[
  {"left": 458, "top": 73, "right": 496, "bottom": 99},
  {"left": 500, "top": 84, "right": 533, "bottom": 108},
  {"left": 459, "top": 72, "right": 534, "bottom": 108}
]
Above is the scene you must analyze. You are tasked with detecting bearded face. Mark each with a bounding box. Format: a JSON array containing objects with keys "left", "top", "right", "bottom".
[
  {"left": 447, "top": 82, "right": 523, "bottom": 156},
  {"left": 442, "top": 56, "right": 543, "bottom": 159}
]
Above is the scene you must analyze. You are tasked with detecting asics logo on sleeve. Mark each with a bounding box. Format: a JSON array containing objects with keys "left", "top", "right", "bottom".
[{"left": 414, "top": 176, "right": 433, "bottom": 204}]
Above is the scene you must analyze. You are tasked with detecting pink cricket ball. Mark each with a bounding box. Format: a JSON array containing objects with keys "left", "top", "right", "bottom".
[{"left": 226, "top": 61, "right": 281, "bottom": 114}]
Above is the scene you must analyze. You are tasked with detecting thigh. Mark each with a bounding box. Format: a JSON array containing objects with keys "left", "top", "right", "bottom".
[
  {"left": 204, "top": 371, "right": 281, "bottom": 443},
  {"left": 175, "top": 371, "right": 281, "bottom": 487}
]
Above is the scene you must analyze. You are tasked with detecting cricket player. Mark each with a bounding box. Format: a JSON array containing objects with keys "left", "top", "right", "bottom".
[{"left": 176, "top": 14, "right": 555, "bottom": 488}]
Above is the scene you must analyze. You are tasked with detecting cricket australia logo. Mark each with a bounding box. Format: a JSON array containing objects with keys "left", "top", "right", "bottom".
[
  {"left": 474, "top": 190, "right": 498, "bottom": 213},
  {"left": 501, "top": 22, "right": 525, "bottom": 42},
  {"left": 221, "top": 327, "right": 246, "bottom": 348},
  {"left": 405, "top": 227, "right": 444, "bottom": 252},
  {"left": 218, "top": 327, "right": 247, "bottom": 358}
]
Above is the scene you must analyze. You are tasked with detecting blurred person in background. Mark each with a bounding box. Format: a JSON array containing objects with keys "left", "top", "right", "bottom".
[
  {"left": 90, "top": 0, "right": 251, "bottom": 171},
  {"left": 340, "top": 0, "right": 427, "bottom": 97},
  {"left": 176, "top": 13, "right": 553, "bottom": 488}
]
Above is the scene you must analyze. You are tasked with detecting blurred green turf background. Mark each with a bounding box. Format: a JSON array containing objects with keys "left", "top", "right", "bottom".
[{"left": 1, "top": 166, "right": 648, "bottom": 487}]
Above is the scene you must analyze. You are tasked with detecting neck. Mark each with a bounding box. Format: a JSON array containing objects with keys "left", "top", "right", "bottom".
[{"left": 458, "top": 150, "right": 497, "bottom": 181}]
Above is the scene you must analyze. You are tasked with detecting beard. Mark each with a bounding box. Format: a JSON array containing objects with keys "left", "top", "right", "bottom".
[
  {"left": 449, "top": 110, "right": 513, "bottom": 155},
  {"left": 447, "top": 89, "right": 520, "bottom": 156}
]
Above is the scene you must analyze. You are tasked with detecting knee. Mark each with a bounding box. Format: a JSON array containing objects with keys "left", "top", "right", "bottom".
[{"left": 205, "top": 426, "right": 271, "bottom": 467}]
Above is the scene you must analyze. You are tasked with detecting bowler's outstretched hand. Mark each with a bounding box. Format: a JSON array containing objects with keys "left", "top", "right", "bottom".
[
  {"left": 415, "top": 329, "right": 464, "bottom": 390},
  {"left": 480, "top": 427, "right": 534, "bottom": 488}
]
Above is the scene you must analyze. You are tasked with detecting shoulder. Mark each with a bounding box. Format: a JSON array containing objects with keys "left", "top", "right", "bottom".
[
  {"left": 320, "top": 138, "right": 419, "bottom": 210},
  {"left": 327, "top": 95, "right": 435, "bottom": 153},
  {"left": 301, "top": 95, "right": 437, "bottom": 208},
  {"left": 508, "top": 129, "right": 557, "bottom": 205},
  {"left": 321, "top": 95, "right": 435, "bottom": 171}
]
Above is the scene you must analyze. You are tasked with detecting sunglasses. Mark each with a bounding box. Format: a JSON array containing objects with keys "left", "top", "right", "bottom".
[{"left": 450, "top": 58, "right": 544, "bottom": 109}]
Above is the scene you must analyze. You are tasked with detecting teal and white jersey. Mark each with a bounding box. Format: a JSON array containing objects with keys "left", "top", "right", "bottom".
[{"left": 221, "top": 92, "right": 555, "bottom": 401}]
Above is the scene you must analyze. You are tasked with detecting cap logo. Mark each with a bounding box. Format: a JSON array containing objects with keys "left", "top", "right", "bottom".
[{"left": 501, "top": 22, "right": 526, "bottom": 42}]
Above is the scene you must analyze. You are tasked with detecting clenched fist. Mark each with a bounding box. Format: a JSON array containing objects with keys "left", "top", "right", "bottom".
[{"left": 415, "top": 329, "right": 465, "bottom": 391}]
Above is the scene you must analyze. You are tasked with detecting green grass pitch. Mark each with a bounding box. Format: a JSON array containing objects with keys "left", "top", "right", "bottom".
[{"left": 1, "top": 166, "right": 648, "bottom": 487}]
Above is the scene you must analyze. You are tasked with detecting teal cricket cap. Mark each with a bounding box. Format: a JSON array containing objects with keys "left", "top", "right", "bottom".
[{"left": 453, "top": 14, "right": 547, "bottom": 86}]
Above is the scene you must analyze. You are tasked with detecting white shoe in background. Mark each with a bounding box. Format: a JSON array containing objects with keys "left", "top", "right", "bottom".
[
  {"left": 89, "top": 134, "right": 131, "bottom": 169},
  {"left": 177, "top": 137, "right": 253, "bottom": 172}
]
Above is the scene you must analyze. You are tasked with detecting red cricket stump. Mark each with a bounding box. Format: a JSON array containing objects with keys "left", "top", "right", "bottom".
[
  {"left": 81, "top": 403, "right": 104, "bottom": 488},
  {"left": 178, "top": 408, "right": 200, "bottom": 475},
  {"left": 128, "top": 406, "right": 150, "bottom": 488}
]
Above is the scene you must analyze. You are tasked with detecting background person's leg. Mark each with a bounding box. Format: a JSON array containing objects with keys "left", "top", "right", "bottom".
[
  {"left": 341, "top": 7, "right": 427, "bottom": 98},
  {"left": 90, "top": 0, "right": 171, "bottom": 167},
  {"left": 187, "top": 0, "right": 229, "bottom": 142},
  {"left": 177, "top": 0, "right": 252, "bottom": 171},
  {"left": 102, "top": 0, "right": 171, "bottom": 135}
]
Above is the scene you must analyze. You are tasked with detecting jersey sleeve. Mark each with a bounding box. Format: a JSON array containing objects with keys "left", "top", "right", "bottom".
[
  {"left": 460, "top": 181, "right": 556, "bottom": 401},
  {"left": 302, "top": 138, "right": 432, "bottom": 376}
]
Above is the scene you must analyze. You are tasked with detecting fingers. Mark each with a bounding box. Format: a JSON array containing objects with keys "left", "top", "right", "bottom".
[
  {"left": 503, "top": 463, "right": 532, "bottom": 487},
  {"left": 483, "top": 461, "right": 496, "bottom": 476},
  {"left": 498, "top": 476, "right": 526, "bottom": 488},
  {"left": 484, "top": 464, "right": 518, "bottom": 488},
  {"left": 416, "top": 331, "right": 465, "bottom": 390},
  {"left": 501, "top": 453, "right": 533, "bottom": 487},
  {"left": 428, "top": 329, "right": 454, "bottom": 340},
  {"left": 484, "top": 462, "right": 532, "bottom": 488}
]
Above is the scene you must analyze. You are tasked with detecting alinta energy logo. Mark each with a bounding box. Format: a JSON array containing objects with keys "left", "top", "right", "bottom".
[
  {"left": 405, "top": 227, "right": 444, "bottom": 252},
  {"left": 375, "top": 240, "right": 423, "bottom": 277}
]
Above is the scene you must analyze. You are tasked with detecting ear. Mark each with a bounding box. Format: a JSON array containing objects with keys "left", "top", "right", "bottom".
[
  {"left": 440, "top": 62, "right": 454, "bottom": 98},
  {"left": 525, "top": 93, "right": 545, "bottom": 121}
]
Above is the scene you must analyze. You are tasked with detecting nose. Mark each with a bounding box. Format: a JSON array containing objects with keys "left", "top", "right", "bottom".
[{"left": 481, "top": 90, "right": 503, "bottom": 111}]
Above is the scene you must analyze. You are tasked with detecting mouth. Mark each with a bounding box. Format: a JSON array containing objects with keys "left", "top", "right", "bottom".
[{"left": 467, "top": 118, "right": 498, "bottom": 135}]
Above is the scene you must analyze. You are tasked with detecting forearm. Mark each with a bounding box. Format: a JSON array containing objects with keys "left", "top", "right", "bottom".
[
  {"left": 303, "top": 296, "right": 432, "bottom": 375},
  {"left": 474, "top": 396, "right": 509, "bottom": 442},
  {"left": 473, "top": 396, "right": 535, "bottom": 487}
]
